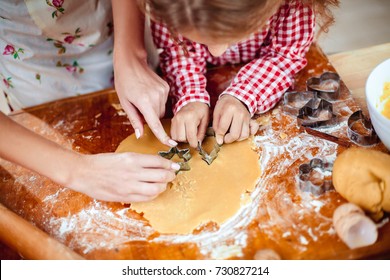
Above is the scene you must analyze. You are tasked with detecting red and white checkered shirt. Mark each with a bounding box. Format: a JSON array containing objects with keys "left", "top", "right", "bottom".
[{"left": 151, "top": 1, "right": 315, "bottom": 116}]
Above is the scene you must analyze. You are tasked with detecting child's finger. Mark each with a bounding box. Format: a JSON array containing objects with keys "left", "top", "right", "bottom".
[
  {"left": 214, "top": 112, "right": 233, "bottom": 145},
  {"left": 197, "top": 115, "right": 209, "bottom": 143},
  {"left": 224, "top": 116, "right": 245, "bottom": 144},
  {"left": 186, "top": 121, "right": 198, "bottom": 148},
  {"left": 250, "top": 119, "right": 260, "bottom": 135},
  {"left": 237, "top": 122, "right": 250, "bottom": 142},
  {"left": 120, "top": 99, "right": 144, "bottom": 139},
  {"left": 171, "top": 118, "right": 187, "bottom": 143}
]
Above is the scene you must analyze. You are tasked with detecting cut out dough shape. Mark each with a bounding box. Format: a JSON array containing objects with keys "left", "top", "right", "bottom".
[{"left": 116, "top": 120, "right": 261, "bottom": 234}]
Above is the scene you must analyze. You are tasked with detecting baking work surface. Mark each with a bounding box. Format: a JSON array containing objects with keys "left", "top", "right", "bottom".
[
  {"left": 1, "top": 44, "right": 390, "bottom": 259},
  {"left": 116, "top": 120, "right": 260, "bottom": 235},
  {"left": 328, "top": 42, "right": 390, "bottom": 115}
]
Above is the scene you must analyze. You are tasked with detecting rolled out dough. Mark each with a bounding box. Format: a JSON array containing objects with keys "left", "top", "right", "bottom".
[{"left": 116, "top": 120, "right": 261, "bottom": 234}]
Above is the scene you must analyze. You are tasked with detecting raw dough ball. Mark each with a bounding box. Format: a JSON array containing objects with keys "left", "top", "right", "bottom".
[{"left": 333, "top": 148, "right": 390, "bottom": 217}]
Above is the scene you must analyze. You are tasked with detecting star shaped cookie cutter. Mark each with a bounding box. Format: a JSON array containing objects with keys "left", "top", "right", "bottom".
[
  {"left": 347, "top": 110, "right": 380, "bottom": 146},
  {"left": 197, "top": 127, "right": 221, "bottom": 165},
  {"left": 158, "top": 146, "right": 191, "bottom": 173},
  {"left": 298, "top": 158, "right": 334, "bottom": 196},
  {"left": 306, "top": 72, "right": 340, "bottom": 101}
]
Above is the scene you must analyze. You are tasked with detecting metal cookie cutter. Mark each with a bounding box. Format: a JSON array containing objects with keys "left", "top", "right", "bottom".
[
  {"left": 298, "top": 158, "right": 334, "bottom": 196},
  {"left": 296, "top": 98, "right": 339, "bottom": 128},
  {"left": 158, "top": 146, "right": 191, "bottom": 173},
  {"left": 306, "top": 72, "right": 340, "bottom": 101},
  {"left": 347, "top": 110, "right": 379, "bottom": 146},
  {"left": 198, "top": 127, "right": 221, "bottom": 165},
  {"left": 283, "top": 91, "right": 316, "bottom": 116},
  {"left": 283, "top": 91, "right": 339, "bottom": 128}
]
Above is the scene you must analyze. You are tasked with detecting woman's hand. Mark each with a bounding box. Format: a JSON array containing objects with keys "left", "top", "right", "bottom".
[
  {"left": 112, "top": 0, "right": 177, "bottom": 147},
  {"left": 68, "top": 152, "right": 180, "bottom": 203},
  {"left": 114, "top": 56, "right": 176, "bottom": 147},
  {"left": 0, "top": 111, "right": 178, "bottom": 203}
]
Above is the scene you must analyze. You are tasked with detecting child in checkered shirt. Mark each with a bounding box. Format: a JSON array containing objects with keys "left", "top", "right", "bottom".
[{"left": 118, "top": 0, "right": 338, "bottom": 148}]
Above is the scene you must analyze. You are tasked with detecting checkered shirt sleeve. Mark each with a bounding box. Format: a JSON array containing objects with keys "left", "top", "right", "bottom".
[
  {"left": 221, "top": 3, "right": 315, "bottom": 115},
  {"left": 151, "top": 23, "right": 210, "bottom": 114}
]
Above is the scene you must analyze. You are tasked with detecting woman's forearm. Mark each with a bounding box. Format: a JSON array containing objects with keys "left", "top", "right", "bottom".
[
  {"left": 112, "top": 0, "right": 147, "bottom": 60},
  {"left": 0, "top": 112, "right": 79, "bottom": 187}
]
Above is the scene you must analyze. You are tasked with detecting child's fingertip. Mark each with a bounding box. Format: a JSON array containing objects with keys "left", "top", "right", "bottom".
[{"left": 216, "top": 135, "right": 224, "bottom": 145}]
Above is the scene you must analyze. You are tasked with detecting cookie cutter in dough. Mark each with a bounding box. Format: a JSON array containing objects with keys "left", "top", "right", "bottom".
[
  {"left": 347, "top": 110, "right": 380, "bottom": 146},
  {"left": 306, "top": 72, "right": 340, "bottom": 101},
  {"left": 296, "top": 97, "right": 339, "bottom": 128},
  {"left": 197, "top": 127, "right": 221, "bottom": 165},
  {"left": 298, "top": 158, "right": 334, "bottom": 196},
  {"left": 158, "top": 146, "right": 191, "bottom": 172}
]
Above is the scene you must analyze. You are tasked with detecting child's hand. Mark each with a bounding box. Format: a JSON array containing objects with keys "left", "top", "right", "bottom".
[
  {"left": 171, "top": 102, "right": 209, "bottom": 148},
  {"left": 68, "top": 152, "right": 180, "bottom": 203},
  {"left": 213, "top": 95, "right": 259, "bottom": 145}
]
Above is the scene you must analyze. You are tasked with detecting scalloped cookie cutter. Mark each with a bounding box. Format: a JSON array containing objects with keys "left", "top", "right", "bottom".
[
  {"left": 306, "top": 72, "right": 340, "bottom": 101},
  {"left": 296, "top": 98, "right": 339, "bottom": 128},
  {"left": 298, "top": 158, "right": 334, "bottom": 196},
  {"left": 283, "top": 91, "right": 316, "bottom": 116},
  {"left": 283, "top": 91, "right": 339, "bottom": 128},
  {"left": 347, "top": 110, "right": 380, "bottom": 146}
]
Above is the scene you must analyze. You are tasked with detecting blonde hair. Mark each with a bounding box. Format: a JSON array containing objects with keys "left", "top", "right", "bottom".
[
  {"left": 138, "top": 0, "right": 339, "bottom": 40},
  {"left": 307, "top": 0, "right": 340, "bottom": 33}
]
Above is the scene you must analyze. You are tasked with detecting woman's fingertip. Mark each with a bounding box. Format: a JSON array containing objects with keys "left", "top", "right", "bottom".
[
  {"left": 135, "top": 128, "right": 141, "bottom": 139},
  {"left": 168, "top": 139, "right": 178, "bottom": 147},
  {"left": 171, "top": 162, "right": 181, "bottom": 171}
]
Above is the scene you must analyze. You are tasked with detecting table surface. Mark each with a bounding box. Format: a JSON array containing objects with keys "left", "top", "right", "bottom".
[
  {"left": 1, "top": 43, "right": 390, "bottom": 260},
  {"left": 328, "top": 42, "right": 390, "bottom": 114}
]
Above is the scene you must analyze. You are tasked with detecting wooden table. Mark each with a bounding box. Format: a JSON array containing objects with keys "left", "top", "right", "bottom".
[
  {"left": 328, "top": 42, "right": 390, "bottom": 114},
  {"left": 1, "top": 44, "right": 390, "bottom": 260}
]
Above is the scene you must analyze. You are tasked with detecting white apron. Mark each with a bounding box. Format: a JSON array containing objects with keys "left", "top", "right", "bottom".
[{"left": 0, "top": 0, "right": 114, "bottom": 112}]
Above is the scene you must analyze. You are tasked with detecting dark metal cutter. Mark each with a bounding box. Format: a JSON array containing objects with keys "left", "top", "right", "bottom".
[
  {"left": 298, "top": 158, "right": 334, "bottom": 196},
  {"left": 197, "top": 127, "right": 221, "bottom": 165}
]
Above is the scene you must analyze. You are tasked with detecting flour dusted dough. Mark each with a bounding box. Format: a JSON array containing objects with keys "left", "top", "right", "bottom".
[
  {"left": 333, "top": 148, "right": 390, "bottom": 218},
  {"left": 116, "top": 120, "right": 261, "bottom": 234}
]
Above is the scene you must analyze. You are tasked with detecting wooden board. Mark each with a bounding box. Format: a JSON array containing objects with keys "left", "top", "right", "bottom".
[
  {"left": 1, "top": 44, "right": 390, "bottom": 259},
  {"left": 328, "top": 42, "right": 390, "bottom": 115}
]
